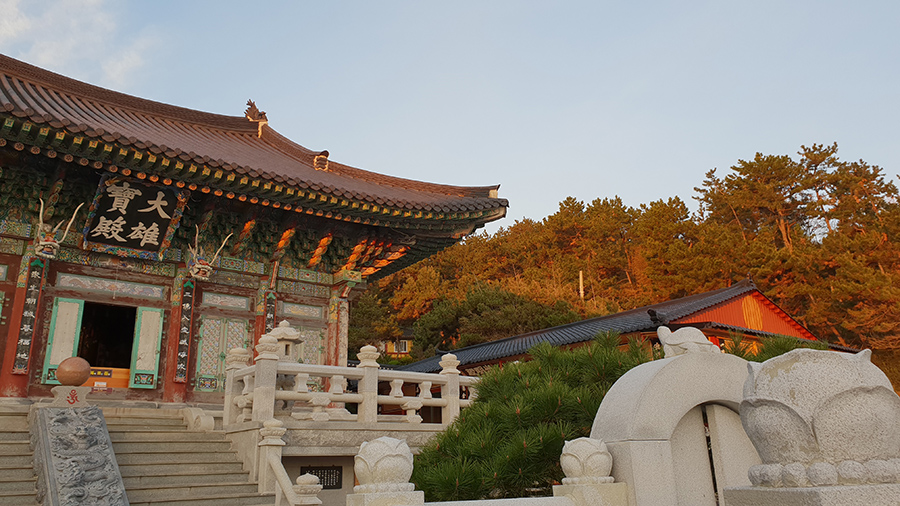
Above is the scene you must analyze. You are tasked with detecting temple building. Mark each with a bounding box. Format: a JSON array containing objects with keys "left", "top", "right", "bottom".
[
  {"left": 0, "top": 54, "right": 508, "bottom": 403},
  {"left": 401, "top": 280, "right": 842, "bottom": 375}
]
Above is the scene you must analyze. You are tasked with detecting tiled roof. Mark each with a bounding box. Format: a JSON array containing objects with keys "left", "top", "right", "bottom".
[
  {"left": 0, "top": 54, "right": 508, "bottom": 220},
  {"left": 400, "top": 280, "right": 762, "bottom": 373}
]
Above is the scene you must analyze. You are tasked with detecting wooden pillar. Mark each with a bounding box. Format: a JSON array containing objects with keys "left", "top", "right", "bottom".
[{"left": 324, "top": 281, "right": 355, "bottom": 367}]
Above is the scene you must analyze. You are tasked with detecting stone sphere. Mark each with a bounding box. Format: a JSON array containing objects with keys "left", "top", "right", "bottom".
[{"left": 56, "top": 357, "right": 91, "bottom": 386}]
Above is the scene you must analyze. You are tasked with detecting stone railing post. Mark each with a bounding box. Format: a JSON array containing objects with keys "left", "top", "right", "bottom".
[
  {"left": 356, "top": 345, "right": 381, "bottom": 424},
  {"left": 252, "top": 334, "right": 280, "bottom": 423},
  {"left": 346, "top": 437, "right": 424, "bottom": 506},
  {"left": 439, "top": 354, "right": 461, "bottom": 426},
  {"left": 257, "top": 419, "right": 287, "bottom": 494},
  {"left": 224, "top": 347, "right": 251, "bottom": 425},
  {"left": 553, "top": 438, "right": 628, "bottom": 506}
]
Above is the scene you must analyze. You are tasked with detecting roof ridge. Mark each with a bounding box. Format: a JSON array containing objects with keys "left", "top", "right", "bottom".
[
  {"left": 260, "top": 123, "right": 502, "bottom": 200},
  {"left": 0, "top": 53, "right": 255, "bottom": 132}
]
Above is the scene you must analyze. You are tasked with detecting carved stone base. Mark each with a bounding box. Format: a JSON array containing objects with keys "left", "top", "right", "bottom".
[
  {"left": 345, "top": 491, "right": 424, "bottom": 506},
  {"left": 49, "top": 386, "right": 92, "bottom": 407},
  {"left": 31, "top": 405, "right": 129, "bottom": 506},
  {"left": 725, "top": 484, "right": 900, "bottom": 506}
]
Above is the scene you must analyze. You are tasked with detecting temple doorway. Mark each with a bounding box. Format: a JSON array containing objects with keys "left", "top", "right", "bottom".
[
  {"left": 42, "top": 297, "right": 165, "bottom": 389},
  {"left": 77, "top": 302, "right": 136, "bottom": 368}
]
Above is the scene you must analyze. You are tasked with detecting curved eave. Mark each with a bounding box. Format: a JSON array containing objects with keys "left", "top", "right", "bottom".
[{"left": 0, "top": 54, "right": 509, "bottom": 230}]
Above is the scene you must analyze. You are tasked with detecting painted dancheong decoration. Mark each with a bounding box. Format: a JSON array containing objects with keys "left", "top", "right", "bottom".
[
  {"left": 34, "top": 199, "right": 84, "bottom": 259},
  {"left": 187, "top": 225, "right": 233, "bottom": 281}
]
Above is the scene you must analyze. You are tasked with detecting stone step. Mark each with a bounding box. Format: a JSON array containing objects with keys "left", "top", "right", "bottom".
[
  {"left": 0, "top": 455, "right": 32, "bottom": 467},
  {"left": 0, "top": 416, "right": 28, "bottom": 432},
  {"left": 0, "top": 430, "right": 29, "bottom": 441},
  {"left": 109, "top": 430, "right": 226, "bottom": 442},
  {"left": 122, "top": 470, "right": 252, "bottom": 488},
  {"left": 116, "top": 451, "right": 239, "bottom": 465},
  {"left": 104, "top": 416, "right": 186, "bottom": 426},
  {"left": 126, "top": 482, "right": 260, "bottom": 502},
  {"left": 0, "top": 467, "right": 36, "bottom": 481},
  {"left": 0, "top": 490, "right": 39, "bottom": 506},
  {"left": 112, "top": 440, "right": 233, "bottom": 453},
  {"left": 0, "top": 476, "right": 35, "bottom": 493},
  {"left": 106, "top": 424, "right": 190, "bottom": 432},
  {"left": 0, "top": 441, "right": 32, "bottom": 455},
  {"left": 118, "top": 461, "right": 245, "bottom": 476},
  {"left": 128, "top": 492, "right": 274, "bottom": 506},
  {"left": 101, "top": 407, "right": 184, "bottom": 418}
]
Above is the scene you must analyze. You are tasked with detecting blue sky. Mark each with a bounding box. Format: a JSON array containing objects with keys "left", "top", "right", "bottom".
[{"left": 1, "top": 1, "right": 897, "bottom": 235}]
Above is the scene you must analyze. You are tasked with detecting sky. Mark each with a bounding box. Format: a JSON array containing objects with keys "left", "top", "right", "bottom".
[{"left": 1, "top": 1, "right": 897, "bottom": 236}]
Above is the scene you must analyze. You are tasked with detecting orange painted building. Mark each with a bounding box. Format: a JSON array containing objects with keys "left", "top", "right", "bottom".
[{"left": 402, "top": 279, "right": 832, "bottom": 375}]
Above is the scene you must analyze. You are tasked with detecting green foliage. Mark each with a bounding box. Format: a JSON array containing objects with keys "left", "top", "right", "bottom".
[
  {"left": 413, "top": 285, "right": 580, "bottom": 355},
  {"left": 351, "top": 143, "right": 900, "bottom": 352},
  {"left": 412, "top": 333, "right": 652, "bottom": 501}
]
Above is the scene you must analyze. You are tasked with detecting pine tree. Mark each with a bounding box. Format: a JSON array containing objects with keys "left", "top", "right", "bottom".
[{"left": 411, "top": 334, "right": 652, "bottom": 501}]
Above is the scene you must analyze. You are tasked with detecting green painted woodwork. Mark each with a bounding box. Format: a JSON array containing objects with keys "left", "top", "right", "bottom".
[
  {"left": 42, "top": 297, "right": 85, "bottom": 385},
  {"left": 128, "top": 307, "right": 164, "bottom": 389}
]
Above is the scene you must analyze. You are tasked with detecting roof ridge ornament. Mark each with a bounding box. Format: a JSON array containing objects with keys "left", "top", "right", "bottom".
[
  {"left": 245, "top": 99, "right": 268, "bottom": 137},
  {"left": 314, "top": 150, "right": 329, "bottom": 171}
]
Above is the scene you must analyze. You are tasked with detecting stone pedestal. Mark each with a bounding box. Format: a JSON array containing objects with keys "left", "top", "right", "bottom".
[
  {"left": 553, "top": 483, "right": 629, "bottom": 506},
  {"left": 725, "top": 483, "right": 900, "bottom": 506},
  {"left": 346, "top": 490, "right": 424, "bottom": 506}
]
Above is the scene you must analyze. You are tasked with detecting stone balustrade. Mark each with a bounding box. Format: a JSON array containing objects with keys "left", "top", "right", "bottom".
[{"left": 223, "top": 341, "right": 477, "bottom": 429}]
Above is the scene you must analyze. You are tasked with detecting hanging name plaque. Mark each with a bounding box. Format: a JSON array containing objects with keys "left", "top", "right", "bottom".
[{"left": 82, "top": 175, "right": 188, "bottom": 260}]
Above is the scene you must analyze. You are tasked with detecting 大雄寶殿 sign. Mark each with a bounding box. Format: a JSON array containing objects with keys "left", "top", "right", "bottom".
[{"left": 82, "top": 176, "right": 188, "bottom": 260}]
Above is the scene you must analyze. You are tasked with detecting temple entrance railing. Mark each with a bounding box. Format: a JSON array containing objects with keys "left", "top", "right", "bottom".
[{"left": 223, "top": 338, "right": 477, "bottom": 429}]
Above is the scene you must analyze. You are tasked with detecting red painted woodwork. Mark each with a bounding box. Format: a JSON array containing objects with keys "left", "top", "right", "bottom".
[{"left": 673, "top": 292, "right": 816, "bottom": 341}]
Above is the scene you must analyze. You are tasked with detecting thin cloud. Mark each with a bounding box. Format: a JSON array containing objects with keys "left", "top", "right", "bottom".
[{"left": 0, "top": 0, "right": 157, "bottom": 90}]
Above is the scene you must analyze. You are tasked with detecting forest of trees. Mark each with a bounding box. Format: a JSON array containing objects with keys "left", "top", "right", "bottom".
[{"left": 349, "top": 144, "right": 900, "bottom": 359}]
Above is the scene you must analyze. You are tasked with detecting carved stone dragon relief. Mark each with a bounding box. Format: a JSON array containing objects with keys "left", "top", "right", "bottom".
[{"left": 31, "top": 406, "right": 128, "bottom": 506}]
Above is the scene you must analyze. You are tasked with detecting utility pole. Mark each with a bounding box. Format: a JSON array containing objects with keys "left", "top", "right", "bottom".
[{"left": 579, "top": 270, "right": 584, "bottom": 301}]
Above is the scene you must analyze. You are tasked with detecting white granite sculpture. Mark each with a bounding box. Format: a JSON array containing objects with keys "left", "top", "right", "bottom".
[
  {"left": 726, "top": 348, "right": 900, "bottom": 505},
  {"left": 656, "top": 326, "right": 720, "bottom": 357},
  {"left": 741, "top": 349, "right": 900, "bottom": 486},
  {"left": 553, "top": 438, "right": 628, "bottom": 505},
  {"left": 346, "top": 436, "right": 424, "bottom": 506},
  {"left": 559, "top": 438, "right": 614, "bottom": 485}
]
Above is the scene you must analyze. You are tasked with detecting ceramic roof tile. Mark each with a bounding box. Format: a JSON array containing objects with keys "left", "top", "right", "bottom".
[
  {"left": 401, "top": 280, "right": 761, "bottom": 373},
  {"left": 0, "top": 53, "right": 508, "bottom": 219}
]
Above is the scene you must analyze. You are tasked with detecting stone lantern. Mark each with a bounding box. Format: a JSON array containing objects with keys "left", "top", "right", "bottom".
[{"left": 264, "top": 320, "right": 303, "bottom": 362}]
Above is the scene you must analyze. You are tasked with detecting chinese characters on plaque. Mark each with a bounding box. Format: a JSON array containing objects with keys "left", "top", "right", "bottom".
[
  {"left": 82, "top": 177, "right": 187, "bottom": 260},
  {"left": 12, "top": 258, "right": 45, "bottom": 374},
  {"left": 174, "top": 280, "right": 195, "bottom": 383}
]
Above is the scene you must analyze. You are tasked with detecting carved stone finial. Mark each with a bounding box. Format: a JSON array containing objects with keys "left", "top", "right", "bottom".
[
  {"left": 560, "top": 437, "right": 615, "bottom": 485},
  {"left": 741, "top": 349, "right": 900, "bottom": 488},
  {"left": 353, "top": 437, "right": 416, "bottom": 493},
  {"left": 225, "top": 347, "right": 252, "bottom": 370},
  {"left": 262, "top": 320, "right": 302, "bottom": 362},
  {"left": 439, "top": 354, "right": 460, "bottom": 375},
  {"left": 357, "top": 345, "right": 381, "bottom": 368},
  {"left": 294, "top": 473, "right": 324, "bottom": 505},
  {"left": 259, "top": 418, "right": 287, "bottom": 446},
  {"left": 656, "top": 326, "right": 719, "bottom": 357},
  {"left": 245, "top": 99, "right": 267, "bottom": 121},
  {"left": 255, "top": 334, "right": 280, "bottom": 360}
]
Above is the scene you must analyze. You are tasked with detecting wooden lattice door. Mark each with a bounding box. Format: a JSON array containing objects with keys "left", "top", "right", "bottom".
[{"left": 195, "top": 317, "right": 250, "bottom": 391}]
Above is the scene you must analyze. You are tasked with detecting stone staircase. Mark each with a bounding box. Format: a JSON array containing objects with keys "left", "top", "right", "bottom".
[
  {"left": 0, "top": 406, "right": 39, "bottom": 506},
  {"left": 104, "top": 407, "right": 275, "bottom": 506}
]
